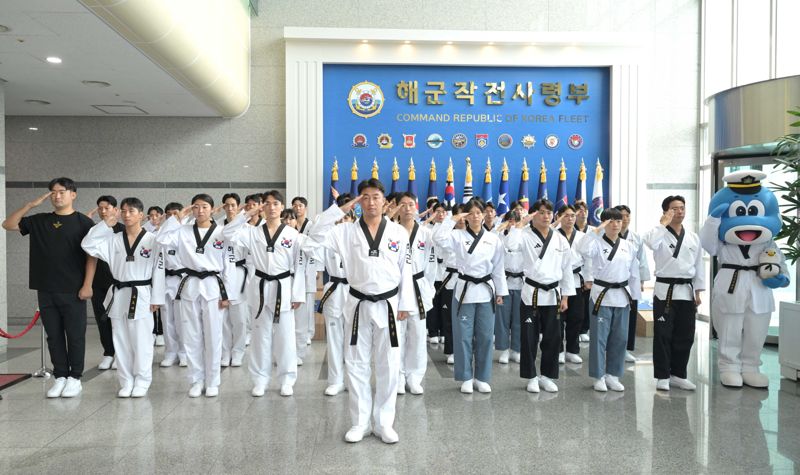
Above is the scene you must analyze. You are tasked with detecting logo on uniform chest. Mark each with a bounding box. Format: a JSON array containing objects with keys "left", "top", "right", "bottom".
[{"left": 139, "top": 248, "right": 152, "bottom": 259}]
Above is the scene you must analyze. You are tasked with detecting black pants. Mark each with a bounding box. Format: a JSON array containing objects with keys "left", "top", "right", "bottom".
[
  {"left": 627, "top": 299, "right": 638, "bottom": 351},
  {"left": 153, "top": 309, "right": 163, "bottom": 335},
  {"left": 439, "top": 288, "right": 454, "bottom": 355},
  {"left": 653, "top": 297, "right": 696, "bottom": 379},
  {"left": 90, "top": 290, "right": 115, "bottom": 357},
  {"left": 579, "top": 287, "right": 591, "bottom": 334},
  {"left": 520, "top": 303, "right": 560, "bottom": 379},
  {"left": 38, "top": 291, "right": 87, "bottom": 379},
  {"left": 426, "top": 281, "right": 444, "bottom": 337},
  {"left": 560, "top": 289, "right": 585, "bottom": 354}
]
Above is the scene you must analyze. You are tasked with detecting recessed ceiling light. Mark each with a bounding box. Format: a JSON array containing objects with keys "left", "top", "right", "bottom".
[
  {"left": 243, "top": 165, "right": 250, "bottom": 168},
  {"left": 403, "top": 40, "right": 411, "bottom": 44},
  {"left": 46, "top": 56, "right": 62, "bottom": 64},
  {"left": 204, "top": 143, "right": 212, "bottom": 147},
  {"left": 25, "top": 99, "right": 51, "bottom": 105},
  {"left": 0, "top": 25, "right": 11, "bottom": 33},
  {"left": 446, "top": 41, "right": 453, "bottom": 45},
  {"left": 28, "top": 127, "right": 38, "bottom": 131},
  {"left": 361, "top": 39, "right": 368, "bottom": 43},
  {"left": 487, "top": 41, "right": 495, "bottom": 45},
  {"left": 82, "top": 80, "right": 111, "bottom": 88}
]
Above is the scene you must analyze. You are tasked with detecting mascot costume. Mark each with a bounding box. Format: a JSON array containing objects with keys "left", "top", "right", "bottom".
[{"left": 700, "top": 170, "right": 790, "bottom": 388}]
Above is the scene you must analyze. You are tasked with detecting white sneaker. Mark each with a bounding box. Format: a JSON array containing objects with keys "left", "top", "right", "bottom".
[
  {"left": 324, "top": 383, "right": 345, "bottom": 396},
  {"left": 205, "top": 386, "right": 219, "bottom": 397},
  {"left": 656, "top": 379, "right": 671, "bottom": 391},
  {"left": 474, "top": 380, "right": 492, "bottom": 393},
  {"left": 117, "top": 386, "right": 133, "bottom": 398},
  {"left": 98, "top": 356, "right": 114, "bottom": 370},
  {"left": 397, "top": 375, "right": 406, "bottom": 395},
  {"left": 539, "top": 376, "right": 559, "bottom": 393},
  {"left": 446, "top": 354, "right": 455, "bottom": 365},
  {"left": 670, "top": 376, "right": 697, "bottom": 391},
  {"left": 155, "top": 335, "right": 165, "bottom": 347},
  {"left": 344, "top": 425, "right": 371, "bottom": 443},
  {"left": 408, "top": 381, "right": 424, "bottom": 395},
  {"left": 296, "top": 358, "right": 304, "bottom": 366},
  {"left": 188, "top": 382, "right": 204, "bottom": 398},
  {"left": 511, "top": 351, "right": 521, "bottom": 363},
  {"left": 280, "top": 384, "right": 294, "bottom": 397},
  {"left": 231, "top": 355, "right": 244, "bottom": 367},
  {"left": 428, "top": 336, "right": 439, "bottom": 344},
  {"left": 220, "top": 358, "right": 230, "bottom": 368},
  {"left": 111, "top": 359, "right": 117, "bottom": 370},
  {"left": 498, "top": 349, "right": 510, "bottom": 364},
  {"left": 179, "top": 357, "right": 188, "bottom": 367},
  {"left": 579, "top": 333, "right": 590, "bottom": 342},
  {"left": 526, "top": 377, "right": 540, "bottom": 393},
  {"left": 374, "top": 426, "right": 399, "bottom": 444},
  {"left": 47, "top": 377, "right": 67, "bottom": 398},
  {"left": 61, "top": 377, "right": 82, "bottom": 398},
  {"left": 131, "top": 386, "right": 148, "bottom": 398},
  {"left": 251, "top": 385, "right": 266, "bottom": 397},
  {"left": 160, "top": 356, "right": 177, "bottom": 368},
  {"left": 565, "top": 352, "right": 583, "bottom": 364},
  {"left": 605, "top": 374, "right": 625, "bottom": 392},
  {"left": 625, "top": 351, "right": 637, "bottom": 363},
  {"left": 306, "top": 338, "right": 312, "bottom": 345},
  {"left": 439, "top": 336, "right": 445, "bottom": 343},
  {"left": 460, "top": 379, "right": 474, "bottom": 394},
  {"left": 558, "top": 352, "right": 566, "bottom": 364},
  {"left": 245, "top": 333, "right": 251, "bottom": 346},
  {"left": 593, "top": 378, "right": 608, "bottom": 392}
]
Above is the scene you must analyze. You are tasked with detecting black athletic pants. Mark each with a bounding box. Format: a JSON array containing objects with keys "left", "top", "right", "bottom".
[
  {"left": 652, "top": 297, "right": 696, "bottom": 379},
  {"left": 520, "top": 304, "right": 560, "bottom": 379},
  {"left": 560, "top": 290, "right": 585, "bottom": 354},
  {"left": 90, "top": 289, "right": 115, "bottom": 357},
  {"left": 38, "top": 291, "right": 87, "bottom": 379}
]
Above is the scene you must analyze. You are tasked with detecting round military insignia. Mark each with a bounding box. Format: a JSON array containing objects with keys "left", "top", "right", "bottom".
[
  {"left": 521, "top": 134, "right": 536, "bottom": 149},
  {"left": 348, "top": 81, "right": 384, "bottom": 119},
  {"left": 387, "top": 240, "right": 400, "bottom": 252},
  {"left": 498, "top": 133, "right": 513, "bottom": 149},
  {"left": 139, "top": 248, "right": 152, "bottom": 258},
  {"left": 352, "top": 133, "right": 368, "bottom": 148},
  {"left": 280, "top": 238, "right": 293, "bottom": 248},
  {"left": 568, "top": 134, "right": 584, "bottom": 150},
  {"left": 426, "top": 133, "right": 444, "bottom": 149},
  {"left": 545, "top": 134, "right": 559, "bottom": 149},
  {"left": 452, "top": 133, "right": 467, "bottom": 149},
  {"left": 213, "top": 240, "right": 224, "bottom": 249},
  {"left": 378, "top": 133, "right": 393, "bottom": 149}
]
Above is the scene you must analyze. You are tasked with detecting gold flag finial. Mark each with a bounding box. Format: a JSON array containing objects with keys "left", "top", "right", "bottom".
[
  {"left": 392, "top": 158, "right": 400, "bottom": 181},
  {"left": 409, "top": 157, "right": 416, "bottom": 181},
  {"left": 350, "top": 158, "right": 358, "bottom": 181},
  {"left": 521, "top": 158, "right": 529, "bottom": 181},
  {"left": 372, "top": 158, "right": 379, "bottom": 179},
  {"left": 429, "top": 158, "right": 437, "bottom": 181},
  {"left": 559, "top": 158, "right": 566, "bottom": 181},
  {"left": 447, "top": 157, "right": 454, "bottom": 182}
]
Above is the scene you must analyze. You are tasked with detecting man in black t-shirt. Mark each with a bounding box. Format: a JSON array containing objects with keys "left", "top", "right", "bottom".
[{"left": 2, "top": 177, "right": 96, "bottom": 398}]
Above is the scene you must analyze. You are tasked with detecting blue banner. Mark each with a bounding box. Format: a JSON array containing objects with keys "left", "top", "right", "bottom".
[{"left": 322, "top": 64, "right": 610, "bottom": 210}]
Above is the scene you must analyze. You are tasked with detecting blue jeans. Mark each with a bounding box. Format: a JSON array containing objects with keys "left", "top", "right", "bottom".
[
  {"left": 494, "top": 289, "right": 521, "bottom": 352},
  {"left": 452, "top": 295, "right": 495, "bottom": 383},
  {"left": 589, "top": 301, "right": 629, "bottom": 379}
]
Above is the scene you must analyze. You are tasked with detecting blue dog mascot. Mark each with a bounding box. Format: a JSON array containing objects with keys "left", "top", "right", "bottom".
[{"left": 700, "top": 170, "right": 789, "bottom": 388}]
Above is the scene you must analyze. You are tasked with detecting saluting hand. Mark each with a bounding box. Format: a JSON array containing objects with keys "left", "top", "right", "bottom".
[
  {"left": 660, "top": 209, "right": 674, "bottom": 226},
  {"left": 516, "top": 210, "right": 537, "bottom": 228},
  {"left": 86, "top": 207, "right": 98, "bottom": 219},
  {"left": 28, "top": 191, "right": 52, "bottom": 209},
  {"left": 451, "top": 212, "right": 468, "bottom": 224},
  {"left": 594, "top": 219, "right": 609, "bottom": 234},
  {"left": 180, "top": 205, "right": 195, "bottom": 219},
  {"left": 246, "top": 202, "right": 266, "bottom": 218},
  {"left": 331, "top": 187, "right": 340, "bottom": 201},
  {"left": 103, "top": 208, "right": 119, "bottom": 228},
  {"left": 339, "top": 195, "right": 363, "bottom": 213}
]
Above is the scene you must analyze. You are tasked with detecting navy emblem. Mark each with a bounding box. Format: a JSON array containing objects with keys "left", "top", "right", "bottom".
[
  {"left": 426, "top": 133, "right": 444, "bottom": 149},
  {"left": 352, "top": 133, "right": 368, "bottom": 148},
  {"left": 347, "top": 81, "right": 384, "bottom": 118},
  {"left": 475, "top": 133, "right": 488, "bottom": 149},
  {"left": 545, "top": 134, "right": 559, "bottom": 149},
  {"left": 452, "top": 133, "right": 467, "bottom": 149},
  {"left": 568, "top": 134, "right": 584, "bottom": 150},
  {"left": 378, "top": 133, "right": 393, "bottom": 149},
  {"left": 521, "top": 134, "right": 536, "bottom": 149},
  {"left": 498, "top": 133, "right": 513, "bottom": 149}
]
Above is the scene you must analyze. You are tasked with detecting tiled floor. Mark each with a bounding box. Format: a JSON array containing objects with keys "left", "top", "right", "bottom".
[{"left": 1, "top": 321, "right": 799, "bottom": 474}]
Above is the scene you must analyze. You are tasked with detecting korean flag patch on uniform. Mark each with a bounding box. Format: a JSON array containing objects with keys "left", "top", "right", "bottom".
[
  {"left": 281, "top": 238, "right": 293, "bottom": 248},
  {"left": 387, "top": 240, "right": 400, "bottom": 252},
  {"left": 417, "top": 240, "right": 426, "bottom": 251},
  {"left": 139, "top": 248, "right": 152, "bottom": 258},
  {"left": 213, "top": 240, "right": 224, "bottom": 249}
]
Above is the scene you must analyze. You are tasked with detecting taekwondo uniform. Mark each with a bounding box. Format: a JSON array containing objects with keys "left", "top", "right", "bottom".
[
  {"left": 81, "top": 223, "right": 165, "bottom": 396},
  {"left": 620, "top": 229, "right": 651, "bottom": 355},
  {"left": 425, "top": 225, "right": 446, "bottom": 343},
  {"left": 505, "top": 225, "right": 575, "bottom": 391},
  {"left": 576, "top": 222, "right": 596, "bottom": 339},
  {"left": 221, "top": 218, "right": 251, "bottom": 367},
  {"left": 156, "top": 216, "right": 233, "bottom": 396},
  {"left": 307, "top": 205, "right": 415, "bottom": 442},
  {"left": 159, "top": 237, "right": 188, "bottom": 367},
  {"left": 557, "top": 227, "right": 592, "bottom": 361},
  {"left": 223, "top": 213, "right": 305, "bottom": 395},
  {"left": 577, "top": 231, "right": 641, "bottom": 389},
  {"left": 495, "top": 227, "right": 524, "bottom": 362},
  {"left": 644, "top": 224, "right": 705, "bottom": 387},
  {"left": 433, "top": 220, "right": 508, "bottom": 392},
  {"left": 295, "top": 217, "right": 317, "bottom": 362},
  {"left": 433, "top": 229, "right": 460, "bottom": 358}
]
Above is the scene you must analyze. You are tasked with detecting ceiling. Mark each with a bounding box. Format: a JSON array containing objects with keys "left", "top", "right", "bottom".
[{"left": 0, "top": 0, "right": 218, "bottom": 116}]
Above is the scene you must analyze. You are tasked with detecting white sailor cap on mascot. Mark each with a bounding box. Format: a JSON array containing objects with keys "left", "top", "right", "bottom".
[{"left": 702, "top": 170, "right": 790, "bottom": 389}]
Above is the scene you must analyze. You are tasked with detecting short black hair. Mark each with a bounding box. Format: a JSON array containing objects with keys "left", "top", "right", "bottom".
[
  {"left": 48, "top": 177, "right": 77, "bottom": 192},
  {"left": 385, "top": 192, "right": 399, "bottom": 204},
  {"left": 432, "top": 201, "right": 447, "bottom": 212},
  {"left": 120, "top": 197, "right": 144, "bottom": 212},
  {"left": 291, "top": 196, "right": 308, "bottom": 206},
  {"left": 502, "top": 210, "right": 520, "bottom": 223},
  {"left": 661, "top": 195, "right": 685, "bottom": 212},
  {"left": 165, "top": 202, "right": 183, "bottom": 213},
  {"left": 557, "top": 204, "right": 576, "bottom": 216},
  {"left": 574, "top": 200, "right": 588, "bottom": 211},
  {"left": 397, "top": 191, "right": 417, "bottom": 203},
  {"left": 191, "top": 194, "right": 214, "bottom": 207},
  {"left": 451, "top": 203, "right": 463, "bottom": 215},
  {"left": 532, "top": 199, "right": 554, "bottom": 212},
  {"left": 426, "top": 198, "right": 440, "bottom": 210},
  {"left": 472, "top": 196, "right": 486, "bottom": 207},
  {"left": 614, "top": 204, "right": 631, "bottom": 214},
  {"left": 146, "top": 206, "right": 164, "bottom": 215},
  {"left": 96, "top": 195, "right": 117, "bottom": 207},
  {"left": 462, "top": 198, "right": 485, "bottom": 214},
  {"left": 335, "top": 192, "right": 354, "bottom": 207},
  {"left": 222, "top": 193, "right": 241, "bottom": 205},
  {"left": 280, "top": 209, "right": 297, "bottom": 220},
  {"left": 484, "top": 202, "right": 495, "bottom": 211},
  {"left": 244, "top": 194, "right": 262, "bottom": 204},
  {"left": 358, "top": 178, "right": 386, "bottom": 195},
  {"left": 600, "top": 207, "right": 623, "bottom": 221},
  {"left": 263, "top": 190, "right": 284, "bottom": 205},
  {"left": 509, "top": 200, "right": 522, "bottom": 210}
]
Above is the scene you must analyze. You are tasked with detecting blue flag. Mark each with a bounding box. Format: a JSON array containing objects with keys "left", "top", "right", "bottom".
[
  {"left": 481, "top": 158, "right": 493, "bottom": 203},
  {"left": 349, "top": 158, "right": 358, "bottom": 196},
  {"left": 518, "top": 158, "right": 529, "bottom": 211},
  {"left": 589, "top": 159, "right": 604, "bottom": 225},
  {"left": 496, "top": 158, "right": 509, "bottom": 215},
  {"left": 328, "top": 159, "right": 339, "bottom": 207},
  {"left": 426, "top": 158, "right": 437, "bottom": 205},
  {"left": 536, "top": 159, "right": 548, "bottom": 200},
  {"left": 555, "top": 159, "right": 568, "bottom": 213}
]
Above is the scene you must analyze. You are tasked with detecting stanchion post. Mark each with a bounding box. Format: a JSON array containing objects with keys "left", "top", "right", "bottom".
[{"left": 32, "top": 319, "right": 51, "bottom": 379}]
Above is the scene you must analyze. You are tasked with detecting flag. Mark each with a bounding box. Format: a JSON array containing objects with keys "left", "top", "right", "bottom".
[
  {"left": 462, "top": 156, "right": 473, "bottom": 203},
  {"left": 349, "top": 158, "right": 359, "bottom": 196},
  {"left": 444, "top": 157, "right": 455, "bottom": 208},
  {"left": 371, "top": 159, "right": 379, "bottom": 180},
  {"left": 328, "top": 158, "right": 339, "bottom": 207},
  {"left": 537, "top": 159, "right": 548, "bottom": 200},
  {"left": 390, "top": 158, "right": 400, "bottom": 194},
  {"left": 407, "top": 158, "right": 418, "bottom": 209},
  {"left": 496, "top": 158, "right": 509, "bottom": 215},
  {"left": 482, "top": 158, "right": 493, "bottom": 203},
  {"left": 426, "top": 158, "right": 438, "bottom": 204},
  {"left": 589, "top": 159, "right": 604, "bottom": 225},
  {"left": 518, "top": 158, "right": 530, "bottom": 210},
  {"left": 555, "top": 159, "right": 568, "bottom": 213},
  {"left": 575, "top": 158, "right": 587, "bottom": 203}
]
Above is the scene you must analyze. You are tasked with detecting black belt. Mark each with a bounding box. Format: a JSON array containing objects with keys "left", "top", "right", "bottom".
[
  {"left": 592, "top": 279, "right": 632, "bottom": 315},
  {"left": 165, "top": 268, "right": 187, "bottom": 277},
  {"left": 349, "top": 287, "right": 399, "bottom": 347},
  {"left": 434, "top": 266, "right": 459, "bottom": 297},
  {"left": 720, "top": 264, "right": 759, "bottom": 294},
  {"left": 457, "top": 273, "right": 494, "bottom": 313},
  {"left": 412, "top": 271, "right": 427, "bottom": 319},
  {"left": 105, "top": 278, "right": 152, "bottom": 320},
  {"left": 175, "top": 269, "right": 228, "bottom": 302},
  {"left": 505, "top": 270, "right": 524, "bottom": 279},
  {"left": 655, "top": 277, "right": 694, "bottom": 315},
  {"left": 235, "top": 259, "right": 248, "bottom": 293},
  {"left": 572, "top": 266, "right": 585, "bottom": 288},
  {"left": 317, "top": 276, "right": 348, "bottom": 313},
  {"left": 524, "top": 277, "right": 560, "bottom": 310},
  {"left": 254, "top": 269, "right": 292, "bottom": 323}
]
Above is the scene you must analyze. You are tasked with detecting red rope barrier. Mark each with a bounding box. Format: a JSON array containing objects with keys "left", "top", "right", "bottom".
[{"left": 0, "top": 311, "right": 40, "bottom": 339}]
